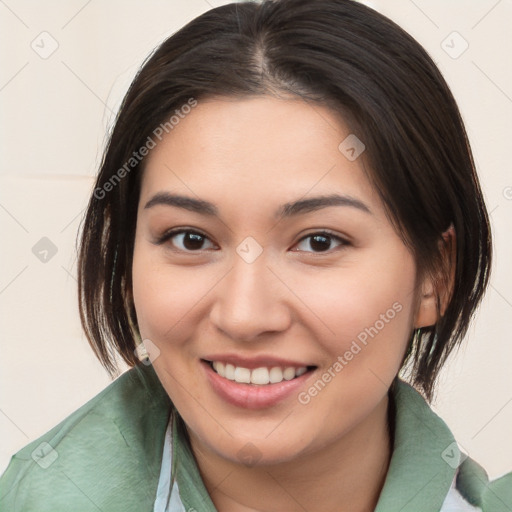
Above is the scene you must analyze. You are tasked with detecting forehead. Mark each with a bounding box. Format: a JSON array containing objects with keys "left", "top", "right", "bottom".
[{"left": 140, "top": 95, "right": 381, "bottom": 217}]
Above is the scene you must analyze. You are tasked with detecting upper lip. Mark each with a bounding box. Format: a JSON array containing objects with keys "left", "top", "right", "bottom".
[{"left": 202, "top": 354, "right": 315, "bottom": 370}]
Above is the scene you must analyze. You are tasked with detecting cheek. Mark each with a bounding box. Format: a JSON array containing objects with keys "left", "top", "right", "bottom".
[
  {"left": 132, "top": 239, "right": 178, "bottom": 339},
  {"left": 292, "top": 251, "right": 416, "bottom": 431},
  {"left": 299, "top": 249, "right": 416, "bottom": 368},
  {"left": 131, "top": 243, "right": 210, "bottom": 409},
  {"left": 131, "top": 243, "right": 214, "bottom": 348}
]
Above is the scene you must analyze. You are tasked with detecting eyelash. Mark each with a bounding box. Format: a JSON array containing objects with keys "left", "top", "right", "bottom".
[{"left": 154, "top": 228, "right": 350, "bottom": 255}]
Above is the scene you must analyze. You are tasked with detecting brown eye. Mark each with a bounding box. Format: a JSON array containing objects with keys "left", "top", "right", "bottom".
[
  {"left": 293, "top": 231, "right": 349, "bottom": 253},
  {"left": 156, "top": 229, "right": 216, "bottom": 252}
]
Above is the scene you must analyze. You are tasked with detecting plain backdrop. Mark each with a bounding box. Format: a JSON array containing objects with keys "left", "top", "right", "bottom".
[{"left": 0, "top": 0, "right": 511, "bottom": 479}]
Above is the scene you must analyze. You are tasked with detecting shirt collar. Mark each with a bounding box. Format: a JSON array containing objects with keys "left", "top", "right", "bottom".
[{"left": 374, "top": 378, "right": 460, "bottom": 511}]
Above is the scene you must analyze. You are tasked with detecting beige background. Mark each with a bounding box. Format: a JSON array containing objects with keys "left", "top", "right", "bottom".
[{"left": 1, "top": 0, "right": 511, "bottom": 479}]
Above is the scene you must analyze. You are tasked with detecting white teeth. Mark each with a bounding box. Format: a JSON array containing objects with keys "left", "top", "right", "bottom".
[
  {"left": 213, "top": 361, "right": 225, "bottom": 377},
  {"left": 251, "top": 367, "right": 270, "bottom": 385},
  {"left": 225, "top": 363, "right": 235, "bottom": 380},
  {"left": 269, "top": 367, "right": 283, "bottom": 383},
  {"left": 283, "top": 367, "right": 296, "bottom": 381},
  {"left": 234, "top": 367, "right": 251, "bottom": 384},
  {"left": 211, "top": 362, "right": 309, "bottom": 385},
  {"left": 295, "top": 367, "right": 307, "bottom": 377}
]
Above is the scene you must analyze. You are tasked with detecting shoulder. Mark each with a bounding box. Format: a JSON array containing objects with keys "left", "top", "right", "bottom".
[{"left": 0, "top": 363, "right": 172, "bottom": 512}]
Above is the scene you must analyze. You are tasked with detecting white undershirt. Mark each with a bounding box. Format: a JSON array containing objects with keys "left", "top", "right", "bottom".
[{"left": 153, "top": 416, "right": 186, "bottom": 512}]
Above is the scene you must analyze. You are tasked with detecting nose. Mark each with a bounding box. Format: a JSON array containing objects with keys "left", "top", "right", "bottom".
[{"left": 209, "top": 251, "right": 292, "bottom": 342}]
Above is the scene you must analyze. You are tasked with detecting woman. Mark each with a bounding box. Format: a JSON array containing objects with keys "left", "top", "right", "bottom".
[{"left": 1, "top": 0, "right": 510, "bottom": 510}]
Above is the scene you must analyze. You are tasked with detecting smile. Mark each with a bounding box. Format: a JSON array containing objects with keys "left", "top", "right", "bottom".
[
  {"left": 209, "top": 361, "right": 311, "bottom": 385},
  {"left": 201, "top": 358, "right": 317, "bottom": 409}
]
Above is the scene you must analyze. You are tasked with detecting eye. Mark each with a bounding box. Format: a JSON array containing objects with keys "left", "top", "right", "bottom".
[
  {"left": 155, "top": 229, "right": 216, "bottom": 252},
  {"left": 292, "top": 231, "right": 349, "bottom": 254}
]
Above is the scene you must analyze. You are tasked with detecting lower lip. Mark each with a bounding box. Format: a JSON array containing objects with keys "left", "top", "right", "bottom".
[{"left": 201, "top": 360, "right": 314, "bottom": 410}]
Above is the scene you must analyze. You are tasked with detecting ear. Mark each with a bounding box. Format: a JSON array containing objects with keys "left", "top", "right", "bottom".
[{"left": 414, "top": 225, "right": 456, "bottom": 328}]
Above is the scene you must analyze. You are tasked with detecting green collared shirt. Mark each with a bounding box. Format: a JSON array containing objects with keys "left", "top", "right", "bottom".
[{"left": 0, "top": 363, "right": 510, "bottom": 511}]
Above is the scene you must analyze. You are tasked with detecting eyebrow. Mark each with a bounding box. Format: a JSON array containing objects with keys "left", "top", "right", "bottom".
[{"left": 144, "top": 192, "right": 372, "bottom": 219}]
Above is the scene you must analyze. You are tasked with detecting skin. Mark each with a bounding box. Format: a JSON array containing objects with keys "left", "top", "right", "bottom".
[{"left": 132, "top": 95, "right": 442, "bottom": 512}]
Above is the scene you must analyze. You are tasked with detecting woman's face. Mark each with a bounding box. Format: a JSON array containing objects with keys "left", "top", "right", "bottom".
[{"left": 132, "top": 95, "right": 432, "bottom": 466}]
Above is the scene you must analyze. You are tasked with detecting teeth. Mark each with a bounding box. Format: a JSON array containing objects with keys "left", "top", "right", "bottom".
[
  {"left": 211, "top": 362, "right": 308, "bottom": 385},
  {"left": 283, "top": 367, "right": 296, "bottom": 381},
  {"left": 225, "top": 363, "right": 235, "bottom": 380},
  {"left": 295, "top": 367, "right": 307, "bottom": 377},
  {"left": 269, "top": 367, "right": 283, "bottom": 383},
  {"left": 213, "top": 361, "right": 224, "bottom": 376},
  {"left": 251, "top": 367, "right": 270, "bottom": 385},
  {"left": 234, "top": 367, "right": 251, "bottom": 383}
]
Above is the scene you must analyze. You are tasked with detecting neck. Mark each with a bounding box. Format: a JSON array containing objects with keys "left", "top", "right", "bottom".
[{"left": 187, "top": 393, "right": 393, "bottom": 512}]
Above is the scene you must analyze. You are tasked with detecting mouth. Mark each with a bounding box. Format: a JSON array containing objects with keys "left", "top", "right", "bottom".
[
  {"left": 203, "top": 359, "right": 317, "bottom": 386},
  {"left": 200, "top": 357, "right": 317, "bottom": 409}
]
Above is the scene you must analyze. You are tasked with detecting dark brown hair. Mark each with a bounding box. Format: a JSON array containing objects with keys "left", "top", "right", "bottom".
[{"left": 77, "top": 0, "right": 491, "bottom": 401}]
